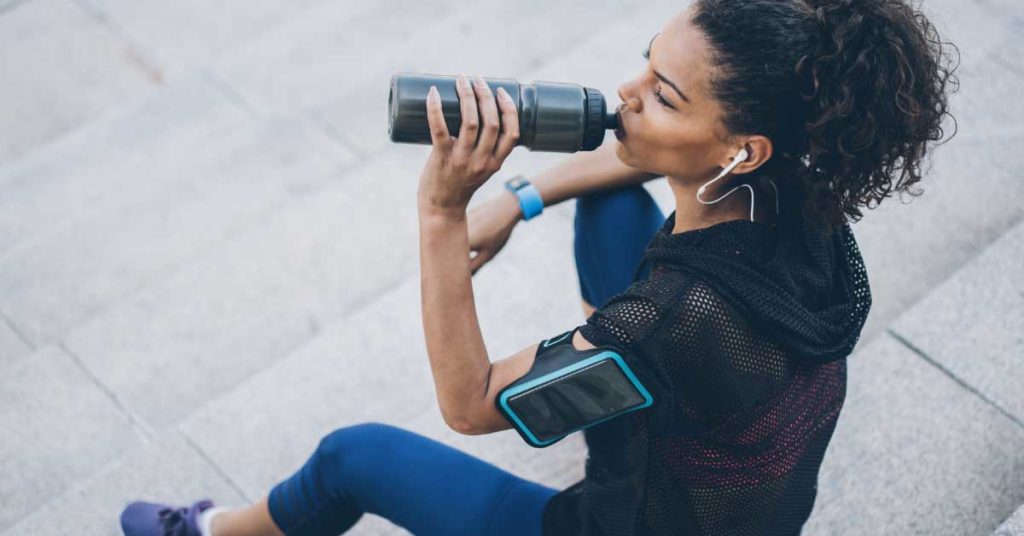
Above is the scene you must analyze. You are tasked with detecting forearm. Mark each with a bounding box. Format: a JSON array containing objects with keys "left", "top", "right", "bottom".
[
  {"left": 417, "top": 206, "right": 491, "bottom": 430},
  {"left": 530, "top": 141, "right": 662, "bottom": 208}
]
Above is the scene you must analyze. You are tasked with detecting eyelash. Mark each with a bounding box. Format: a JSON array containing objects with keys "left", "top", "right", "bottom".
[
  {"left": 652, "top": 86, "right": 672, "bottom": 108},
  {"left": 642, "top": 47, "right": 673, "bottom": 108}
]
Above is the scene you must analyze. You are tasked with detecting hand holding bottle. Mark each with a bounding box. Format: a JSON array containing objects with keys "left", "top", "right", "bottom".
[{"left": 417, "top": 73, "right": 520, "bottom": 217}]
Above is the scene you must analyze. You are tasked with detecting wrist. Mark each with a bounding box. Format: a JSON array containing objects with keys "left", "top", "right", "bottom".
[
  {"left": 418, "top": 196, "right": 467, "bottom": 221},
  {"left": 500, "top": 190, "right": 525, "bottom": 223},
  {"left": 503, "top": 176, "right": 544, "bottom": 221}
]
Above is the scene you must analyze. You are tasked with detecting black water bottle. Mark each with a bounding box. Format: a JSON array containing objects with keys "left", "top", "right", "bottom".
[{"left": 388, "top": 73, "right": 619, "bottom": 153}]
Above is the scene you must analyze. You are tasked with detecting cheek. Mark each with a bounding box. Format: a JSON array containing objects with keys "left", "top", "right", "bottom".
[
  {"left": 620, "top": 113, "right": 724, "bottom": 179},
  {"left": 634, "top": 114, "right": 710, "bottom": 163}
]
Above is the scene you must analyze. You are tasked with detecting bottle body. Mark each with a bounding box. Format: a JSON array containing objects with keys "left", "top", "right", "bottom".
[{"left": 388, "top": 73, "right": 617, "bottom": 153}]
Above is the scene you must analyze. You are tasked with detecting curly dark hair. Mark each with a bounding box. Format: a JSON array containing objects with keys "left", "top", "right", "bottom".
[{"left": 691, "top": 0, "right": 960, "bottom": 232}]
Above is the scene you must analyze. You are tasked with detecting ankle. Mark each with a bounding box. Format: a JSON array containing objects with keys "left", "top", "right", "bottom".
[{"left": 200, "top": 506, "right": 230, "bottom": 536}]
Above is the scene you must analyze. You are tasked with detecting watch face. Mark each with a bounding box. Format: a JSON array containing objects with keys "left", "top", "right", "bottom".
[{"left": 507, "top": 177, "right": 528, "bottom": 190}]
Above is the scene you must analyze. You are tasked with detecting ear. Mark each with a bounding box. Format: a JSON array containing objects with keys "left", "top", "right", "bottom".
[{"left": 726, "top": 135, "right": 773, "bottom": 175}]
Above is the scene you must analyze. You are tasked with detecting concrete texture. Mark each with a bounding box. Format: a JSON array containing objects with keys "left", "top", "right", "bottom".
[
  {"left": 78, "top": 0, "right": 334, "bottom": 79},
  {"left": 0, "top": 0, "right": 158, "bottom": 162},
  {"left": 2, "top": 431, "right": 246, "bottom": 536},
  {"left": 0, "top": 72, "right": 355, "bottom": 346},
  {"left": 994, "top": 504, "right": 1024, "bottom": 536},
  {"left": 804, "top": 334, "right": 1024, "bottom": 535},
  {"left": 1, "top": 0, "right": 1022, "bottom": 534},
  {"left": 0, "top": 314, "right": 31, "bottom": 369},
  {"left": 0, "top": 346, "right": 141, "bottom": 532},
  {"left": 893, "top": 220, "right": 1024, "bottom": 426}
]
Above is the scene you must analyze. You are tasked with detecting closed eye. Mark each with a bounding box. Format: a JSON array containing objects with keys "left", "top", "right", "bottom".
[
  {"left": 643, "top": 46, "right": 674, "bottom": 109},
  {"left": 652, "top": 86, "right": 673, "bottom": 108}
]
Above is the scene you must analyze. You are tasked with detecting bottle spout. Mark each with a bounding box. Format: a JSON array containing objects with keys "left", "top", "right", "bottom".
[{"left": 605, "top": 112, "right": 619, "bottom": 130}]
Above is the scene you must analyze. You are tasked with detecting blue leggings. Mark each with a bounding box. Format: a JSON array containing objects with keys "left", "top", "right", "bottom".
[{"left": 267, "top": 186, "right": 666, "bottom": 535}]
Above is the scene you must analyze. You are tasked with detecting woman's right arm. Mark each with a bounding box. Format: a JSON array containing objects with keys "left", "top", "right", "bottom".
[
  {"left": 529, "top": 139, "right": 663, "bottom": 209},
  {"left": 467, "top": 141, "right": 662, "bottom": 274}
]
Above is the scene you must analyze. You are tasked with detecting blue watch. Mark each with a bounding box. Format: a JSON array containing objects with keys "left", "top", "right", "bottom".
[{"left": 504, "top": 176, "right": 544, "bottom": 220}]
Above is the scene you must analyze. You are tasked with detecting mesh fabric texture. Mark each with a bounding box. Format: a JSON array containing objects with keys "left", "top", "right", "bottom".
[{"left": 542, "top": 195, "right": 871, "bottom": 536}]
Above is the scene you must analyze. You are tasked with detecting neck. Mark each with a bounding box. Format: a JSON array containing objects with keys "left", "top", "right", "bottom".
[{"left": 667, "top": 174, "right": 777, "bottom": 234}]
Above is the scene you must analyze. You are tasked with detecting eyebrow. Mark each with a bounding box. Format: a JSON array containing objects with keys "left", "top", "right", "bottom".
[{"left": 647, "top": 33, "right": 690, "bottom": 103}]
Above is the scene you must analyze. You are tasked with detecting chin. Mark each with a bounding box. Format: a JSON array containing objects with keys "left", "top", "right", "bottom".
[
  {"left": 614, "top": 139, "right": 629, "bottom": 161},
  {"left": 613, "top": 141, "right": 644, "bottom": 171}
]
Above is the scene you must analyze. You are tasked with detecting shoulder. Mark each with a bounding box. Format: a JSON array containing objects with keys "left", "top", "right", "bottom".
[
  {"left": 604, "top": 268, "right": 730, "bottom": 323},
  {"left": 580, "top": 268, "right": 728, "bottom": 349}
]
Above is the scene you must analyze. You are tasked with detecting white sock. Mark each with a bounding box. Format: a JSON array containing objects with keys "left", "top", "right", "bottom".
[{"left": 198, "top": 506, "right": 230, "bottom": 536}]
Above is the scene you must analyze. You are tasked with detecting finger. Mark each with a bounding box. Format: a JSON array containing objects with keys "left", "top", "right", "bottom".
[
  {"left": 469, "top": 251, "right": 482, "bottom": 275},
  {"left": 493, "top": 87, "right": 521, "bottom": 161},
  {"left": 469, "top": 249, "right": 492, "bottom": 274},
  {"left": 454, "top": 72, "right": 480, "bottom": 154},
  {"left": 472, "top": 75, "right": 500, "bottom": 160},
  {"left": 425, "top": 86, "right": 452, "bottom": 147}
]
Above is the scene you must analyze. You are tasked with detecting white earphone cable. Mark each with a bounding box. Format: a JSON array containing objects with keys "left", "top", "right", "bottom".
[{"left": 695, "top": 148, "right": 781, "bottom": 222}]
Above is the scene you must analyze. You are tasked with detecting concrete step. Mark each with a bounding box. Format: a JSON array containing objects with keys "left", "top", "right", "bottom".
[
  {"left": 805, "top": 219, "right": 1024, "bottom": 534},
  {"left": 0, "top": 345, "right": 142, "bottom": 531},
  {"left": 0, "top": 71, "right": 355, "bottom": 355},
  {"left": 2, "top": 430, "right": 245, "bottom": 536},
  {"left": 58, "top": 142, "right": 425, "bottom": 431},
  {"left": 804, "top": 332, "right": 1024, "bottom": 535},
  {"left": 891, "top": 220, "right": 1024, "bottom": 427},
  {"left": 993, "top": 504, "right": 1024, "bottom": 536},
  {"left": 0, "top": 316, "right": 30, "bottom": 369},
  {"left": 0, "top": 0, "right": 159, "bottom": 163},
  {"left": 78, "top": 0, "right": 338, "bottom": 79}
]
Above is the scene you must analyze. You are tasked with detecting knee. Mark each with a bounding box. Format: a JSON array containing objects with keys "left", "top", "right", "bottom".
[
  {"left": 575, "top": 184, "right": 652, "bottom": 215},
  {"left": 574, "top": 186, "right": 662, "bottom": 240},
  {"left": 317, "top": 422, "right": 405, "bottom": 456},
  {"left": 314, "top": 422, "right": 407, "bottom": 473}
]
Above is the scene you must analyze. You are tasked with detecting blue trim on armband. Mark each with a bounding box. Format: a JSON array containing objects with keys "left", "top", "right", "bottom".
[
  {"left": 498, "top": 351, "right": 655, "bottom": 447},
  {"left": 513, "top": 183, "right": 544, "bottom": 220},
  {"left": 542, "top": 331, "right": 572, "bottom": 347}
]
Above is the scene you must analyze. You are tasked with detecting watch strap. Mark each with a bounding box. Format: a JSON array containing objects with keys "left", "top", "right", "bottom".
[{"left": 504, "top": 176, "right": 544, "bottom": 220}]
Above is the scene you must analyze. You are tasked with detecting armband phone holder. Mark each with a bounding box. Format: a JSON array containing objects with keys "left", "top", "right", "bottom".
[{"left": 495, "top": 329, "right": 655, "bottom": 448}]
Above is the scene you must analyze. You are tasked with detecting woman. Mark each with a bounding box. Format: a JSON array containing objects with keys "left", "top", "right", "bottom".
[{"left": 119, "top": 0, "right": 957, "bottom": 534}]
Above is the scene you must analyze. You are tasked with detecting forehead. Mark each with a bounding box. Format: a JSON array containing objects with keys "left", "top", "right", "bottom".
[{"left": 653, "top": 9, "right": 713, "bottom": 100}]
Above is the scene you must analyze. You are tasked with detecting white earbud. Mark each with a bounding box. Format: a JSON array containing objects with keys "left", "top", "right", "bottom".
[
  {"left": 696, "top": 148, "right": 749, "bottom": 197},
  {"left": 695, "top": 148, "right": 779, "bottom": 222}
]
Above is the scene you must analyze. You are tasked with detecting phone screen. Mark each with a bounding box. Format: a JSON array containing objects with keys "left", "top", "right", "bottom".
[{"left": 506, "top": 359, "right": 646, "bottom": 441}]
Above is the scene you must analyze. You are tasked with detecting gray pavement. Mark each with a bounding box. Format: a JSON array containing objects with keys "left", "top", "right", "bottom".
[
  {"left": 994, "top": 505, "right": 1024, "bottom": 536},
  {"left": 1, "top": 0, "right": 1022, "bottom": 534}
]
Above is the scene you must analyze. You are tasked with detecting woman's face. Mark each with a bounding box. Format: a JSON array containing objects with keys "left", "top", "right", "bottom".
[{"left": 614, "top": 7, "right": 735, "bottom": 183}]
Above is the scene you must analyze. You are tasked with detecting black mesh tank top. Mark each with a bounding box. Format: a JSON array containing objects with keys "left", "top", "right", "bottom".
[{"left": 542, "top": 200, "right": 872, "bottom": 535}]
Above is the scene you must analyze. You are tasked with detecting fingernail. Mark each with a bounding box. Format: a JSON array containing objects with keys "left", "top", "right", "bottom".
[
  {"left": 457, "top": 72, "right": 469, "bottom": 89},
  {"left": 497, "top": 87, "right": 512, "bottom": 102},
  {"left": 475, "top": 74, "right": 489, "bottom": 91},
  {"left": 427, "top": 86, "right": 439, "bottom": 102}
]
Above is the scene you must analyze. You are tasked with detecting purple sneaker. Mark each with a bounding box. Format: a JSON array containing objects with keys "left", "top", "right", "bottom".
[{"left": 119, "top": 499, "right": 214, "bottom": 536}]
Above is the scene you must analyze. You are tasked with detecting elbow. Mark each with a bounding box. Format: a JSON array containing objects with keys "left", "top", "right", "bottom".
[
  {"left": 442, "top": 408, "right": 482, "bottom": 436},
  {"left": 445, "top": 415, "right": 483, "bottom": 435}
]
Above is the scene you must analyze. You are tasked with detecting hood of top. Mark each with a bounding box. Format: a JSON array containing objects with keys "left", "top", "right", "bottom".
[{"left": 639, "top": 197, "right": 872, "bottom": 364}]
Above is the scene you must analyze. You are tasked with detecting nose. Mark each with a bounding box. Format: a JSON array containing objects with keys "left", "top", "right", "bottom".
[{"left": 617, "top": 80, "right": 643, "bottom": 114}]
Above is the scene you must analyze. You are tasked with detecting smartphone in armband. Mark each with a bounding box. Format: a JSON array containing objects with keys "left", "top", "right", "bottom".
[{"left": 495, "top": 329, "right": 655, "bottom": 448}]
